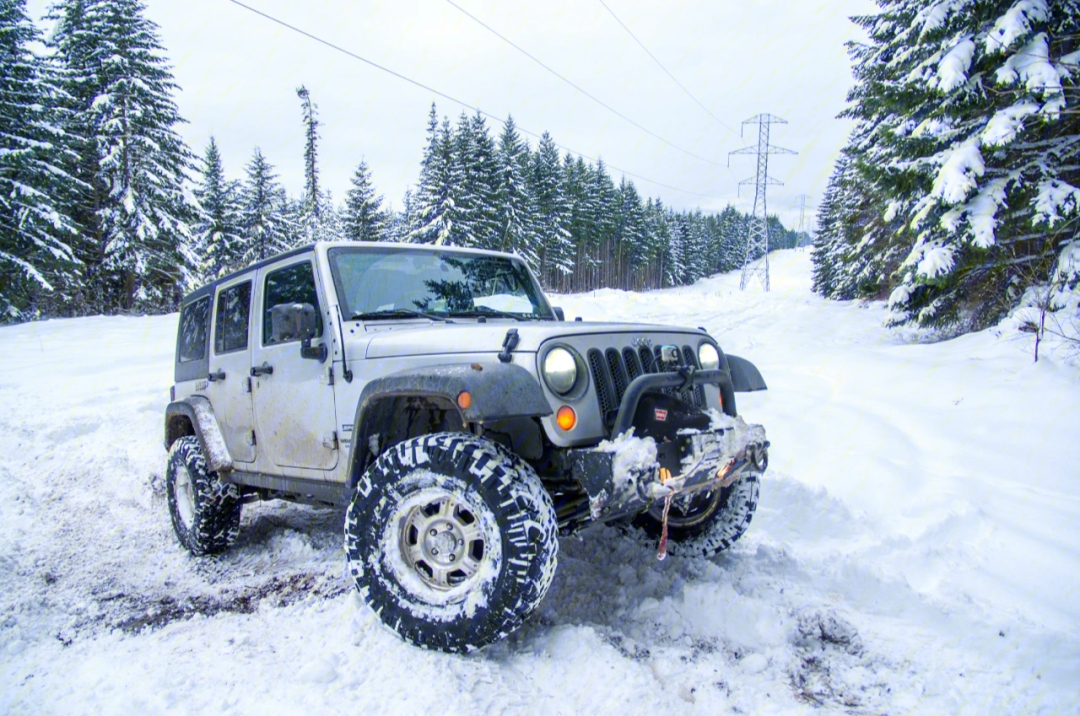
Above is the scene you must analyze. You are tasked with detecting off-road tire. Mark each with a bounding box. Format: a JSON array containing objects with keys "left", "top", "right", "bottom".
[
  {"left": 166, "top": 436, "right": 242, "bottom": 556},
  {"left": 345, "top": 433, "right": 558, "bottom": 653},
  {"left": 634, "top": 473, "right": 759, "bottom": 558}
]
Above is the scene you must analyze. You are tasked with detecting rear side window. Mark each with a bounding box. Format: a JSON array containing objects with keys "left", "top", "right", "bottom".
[
  {"left": 214, "top": 281, "right": 252, "bottom": 354},
  {"left": 178, "top": 297, "right": 211, "bottom": 363},
  {"left": 263, "top": 261, "right": 323, "bottom": 345}
]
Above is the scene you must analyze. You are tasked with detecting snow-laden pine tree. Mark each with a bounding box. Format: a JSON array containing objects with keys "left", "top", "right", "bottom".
[
  {"left": 341, "top": 159, "right": 386, "bottom": 242},
  {"left": 679, "top": 210, "right": 713, "bottom": 286},
  {"left": 409, "top": 106, "right": 463, "bottom": 245},
  {"left": 294, "top": 84, "right": 323, "bottom": 246},
  {"left": 590, "top": 158, "right": 619, "bottom": 288},
  {"left": 49, "top": 0, "right": 194, "bottom": 314},
  {"left": 455, "top": 112, "right": 499, "bottom": 249},
  {"left": 836, "top": 0, "right": 1079, "bottom": 331},
  {"left": 812, "top": 155, "right": 850, "bottom": 298},
  {"left": 0, "top": 0, "right": 79, "bottom": 321},
  {"left": 716, "top": 205, "right": 747, "bottom": 274},
  {"left": 494, "top": 115, "right": 536, "bottom": 264},
  {"left": 384, "top": 190, "right": 412, "bottom": 243},
  {"left": 193, "top": 137, "right": 242, "bottom": 281},
  {"left": 694, "top": 210, "right": 717, "bottom": 280},
  {"left": 647, "top": 200, "right": 678, "bottom": 288},
  {"left": 562, "top": 152, "right": 592, "bottom": 290},
  {"left": 317, "top": 188, "right": 343, "bottom": 242},
  {"left": 669, "top": 213, "right": 694, "bottom": 285},
  {"left": 238, "top": 147, "right": 292, "bottom": 264},
  {"left": 530, "top": 132, "right": 573, "bottom": 287},
  {"left": 611, "top": 177, "right": 645, "bottom": 289}
]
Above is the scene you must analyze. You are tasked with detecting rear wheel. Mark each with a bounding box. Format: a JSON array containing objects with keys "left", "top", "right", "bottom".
[
  {"left": 634, "top": 473, "right": 759, "bottom": 558},
  {"left": 166, "top": 436, "right": 242, "bottom": 555},
  {"left": 345, "top": 433, "right": 558, "bottom": 653}
]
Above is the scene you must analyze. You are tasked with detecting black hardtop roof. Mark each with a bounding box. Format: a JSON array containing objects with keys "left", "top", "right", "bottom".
[{"left": 180, "top": 244, "right": 314, "bottom": 306}]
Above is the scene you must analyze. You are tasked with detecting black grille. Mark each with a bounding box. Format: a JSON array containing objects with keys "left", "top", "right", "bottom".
[
  {"left": 606, "top": 348, "right": 628, "bottom": 401},
  {"left": 588, "top": 348, "right": 617, "bottom": 419},
  {"left": 588, "top": 342, "right": 706, "bottom": 426}
]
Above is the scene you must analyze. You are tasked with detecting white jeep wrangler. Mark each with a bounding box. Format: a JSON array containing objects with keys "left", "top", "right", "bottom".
[{"left": 165, "top": 241, "right": 769, "bottom": 652}]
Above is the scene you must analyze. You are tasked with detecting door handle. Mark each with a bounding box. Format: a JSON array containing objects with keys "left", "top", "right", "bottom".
[
  {"left": 250, "top": 362, "right": 274, "bottom": 377},
  {"left": 207, "top": 369, "right": 226, "bottom": 382}
]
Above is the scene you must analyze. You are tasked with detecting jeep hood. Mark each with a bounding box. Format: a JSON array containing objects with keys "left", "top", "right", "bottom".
[{"left": 361, "top": 321, "right": 708, "bottom": 359}]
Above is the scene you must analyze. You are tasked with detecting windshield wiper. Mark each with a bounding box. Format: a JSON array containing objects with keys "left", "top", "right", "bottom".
[
  {"left": 448, "top": 308, "right": 530, "bottom": 321},
  {"left": 351, "top": 308, "right": 452, "bottom": 323}
]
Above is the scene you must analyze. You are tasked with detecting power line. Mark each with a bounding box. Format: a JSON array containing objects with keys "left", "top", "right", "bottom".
[
  {"left": 596, "top": 0, "right": 737, "bottom": 137},
  {"left": 443, "top": 0, "right": 729, "bottom": 169},
  {"left": 224, "top": 0, "right": 724, "bottom": 201}
]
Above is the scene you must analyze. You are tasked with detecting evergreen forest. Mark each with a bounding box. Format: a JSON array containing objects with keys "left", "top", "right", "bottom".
[
  {"left": 0, "top": 0, "right": 800, "bottom": 324},
  {"left": 6, "top": 0, "right": 1075, "bottom": 338}
]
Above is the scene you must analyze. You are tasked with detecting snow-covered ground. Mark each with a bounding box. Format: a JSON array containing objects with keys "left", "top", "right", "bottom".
[{"left": 1, "top": 251, "right": 1077, "bottom": 715}]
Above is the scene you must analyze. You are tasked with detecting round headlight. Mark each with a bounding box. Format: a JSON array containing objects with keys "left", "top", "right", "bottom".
[
  {"left": 543, "top": 347, "right": 578, "bottom": 394},
  {"left": 698, "top": 343, "right": 720, "bottom": 370}
]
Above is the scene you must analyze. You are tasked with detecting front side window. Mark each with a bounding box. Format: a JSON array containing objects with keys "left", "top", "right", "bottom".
[
  {"left": 214, "top": 281, "right": 252, "bottom": 354},
  {"left": 328, "top": 247, "right": 553, "bottom": 320},
  {"left": 178, "top": 296, "right": 211, "bottom": 363},
  {"left": 263, "top": 261, "right": 323, "bottom": 344}
]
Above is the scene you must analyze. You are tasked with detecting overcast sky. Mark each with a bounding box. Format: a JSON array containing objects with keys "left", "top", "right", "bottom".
[{"left": 28, "top": 0, "right": 877, "bottom": 227}]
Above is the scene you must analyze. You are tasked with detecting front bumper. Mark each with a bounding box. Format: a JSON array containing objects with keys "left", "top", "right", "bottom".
[{"left": 569, "top": 415, "right": 769, "bottom": 522}]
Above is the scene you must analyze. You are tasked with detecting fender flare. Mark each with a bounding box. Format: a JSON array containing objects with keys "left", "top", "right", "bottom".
[
  {"left": 346, "top": 362, "right": 553, "bottom": 484},
  {"left": 164, "top": 396, "right": 234, "bottom": 473},
  {"left": 725, "top": 354, "right": 767, "bottom": 392}
]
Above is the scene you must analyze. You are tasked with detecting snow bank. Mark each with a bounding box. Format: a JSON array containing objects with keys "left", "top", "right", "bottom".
[{"left": 2, "top": 251, "right": 1078, "bottom": 715}]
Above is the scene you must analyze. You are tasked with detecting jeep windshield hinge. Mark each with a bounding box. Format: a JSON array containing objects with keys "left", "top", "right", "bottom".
[{"left": 498, "top": 328, "right": 520, "bottom": 363}]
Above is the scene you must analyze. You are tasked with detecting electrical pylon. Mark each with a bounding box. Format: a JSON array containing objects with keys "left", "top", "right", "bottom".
[
  {"left": 795, "top": 194, "right": 811, "bottom": 247},
  {"left": 795, "top": 194, "right": 809, "bottom": 231},
  {"left": 728, "top": 114, "right": 796, "bottom": 291}
]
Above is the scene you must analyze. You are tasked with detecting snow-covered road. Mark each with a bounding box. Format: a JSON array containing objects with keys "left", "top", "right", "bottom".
[{"left": 1, "top": 251, "right": 1077, "bottom": 714}]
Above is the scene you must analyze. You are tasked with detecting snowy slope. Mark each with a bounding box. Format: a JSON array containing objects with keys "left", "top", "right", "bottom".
[{"left": 1, "top": 251, "right": 1078, "bottom": 715}]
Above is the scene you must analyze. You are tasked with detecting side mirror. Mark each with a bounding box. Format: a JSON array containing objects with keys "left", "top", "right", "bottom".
[
  {"left": 552, "top": 306, "right": 565, "bottom": 321},
  {"left": 271, "top": 303, "right": 327, "bottom": 362}
]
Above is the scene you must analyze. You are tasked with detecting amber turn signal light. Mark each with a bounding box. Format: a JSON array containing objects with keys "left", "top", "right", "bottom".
[
  {"left": 556, "top": 405, "right": 576, "bottom": 431},
  {"left": 457, "top": 391, "right": 472, "bottom": 409}
]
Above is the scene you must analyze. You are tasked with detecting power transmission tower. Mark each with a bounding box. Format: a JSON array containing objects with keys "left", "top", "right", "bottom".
[
  {"left": 728, "top": 114, "right": 796, "bottom": 291},
  {"left": 795, "top": 194, "right": 811, "bottom": 247},
  {"left": 795, "top": 194, "right": 809, "bottom": 232}
]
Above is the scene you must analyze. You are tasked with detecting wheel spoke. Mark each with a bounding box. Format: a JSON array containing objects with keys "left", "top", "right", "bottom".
[
  {"left": 435, "top": 497, "right": 455, "bottom": 519},
  {"left": 405, "top": 539, "right": 426, "bottom": 566},
  {"left": 428, "top": 563, "right": 455, "bottom": 589},
  {"left": 458, "top": 520, "right": 483, "bottom": 545},
  {"left": 455, "top": 555, "right": 481, "bottom": 579}
]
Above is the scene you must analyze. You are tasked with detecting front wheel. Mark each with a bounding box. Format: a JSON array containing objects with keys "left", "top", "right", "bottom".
[
  {"left": 345, "top": 433, "right": 559, "bottom": 653},
  {"left": 634, "top": 473, "right": 759, "bottom": 558}
]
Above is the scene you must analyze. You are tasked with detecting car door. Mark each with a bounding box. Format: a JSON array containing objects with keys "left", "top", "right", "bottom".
[
  {"left": 250, "top": 257, "right": 338, "bottom": 472},
  {"left": 207, "top": 276, "right": 256, "bottom": 464}
]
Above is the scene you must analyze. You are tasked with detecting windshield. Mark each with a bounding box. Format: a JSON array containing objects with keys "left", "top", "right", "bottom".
[{"left": 327, "top": 246, "right": 554, "bottom": 321}]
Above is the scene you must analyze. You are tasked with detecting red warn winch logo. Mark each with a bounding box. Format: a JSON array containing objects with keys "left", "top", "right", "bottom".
[{"left": 654, "top": 408, "right": 668, "bottom": 421}]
